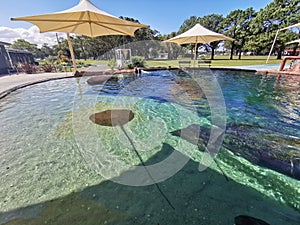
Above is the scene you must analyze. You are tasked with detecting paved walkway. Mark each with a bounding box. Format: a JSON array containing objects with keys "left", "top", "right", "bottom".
[{"left": 0, "top": 72, "right": 73, "bottom": 98}]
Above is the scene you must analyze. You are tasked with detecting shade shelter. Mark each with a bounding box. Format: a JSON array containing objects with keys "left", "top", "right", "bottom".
[
  {"left": 165, "top": 23, "right": 233, "bottom": 65},
  {"left": 11, "top": 0, "right": 147, "bottom": 72}
]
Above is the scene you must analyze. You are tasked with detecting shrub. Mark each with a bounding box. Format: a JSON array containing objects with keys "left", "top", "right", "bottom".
[
  {"left": 132, "top": 56, "right": 145, "bottom": 67},
  {"left": 107, "top": 59, "right": 117, "bottom": 70},
  {"left": 45, "top": 56, "right": 58, "bottom": 65},
  {"left": 42, "top": 64, "right": 55, "bottom": 72},
  {"left": 17, "top": 63, "right": 38, "bottom": 74},
  {"left": 125, "top": 62, "right": 134, "bottom": 69}
]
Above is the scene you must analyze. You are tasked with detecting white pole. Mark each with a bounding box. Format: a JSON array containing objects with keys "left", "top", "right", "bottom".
[
  {"left": 266, "top": 30, "right": 279, "bottom": 64},
  {"left": 66, "top": 33, "right": 77, "bottom": 72}
]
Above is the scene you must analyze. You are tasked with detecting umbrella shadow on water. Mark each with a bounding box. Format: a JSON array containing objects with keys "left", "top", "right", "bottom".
[{"left": 0, "top": 144, "right": 299, "bottom": 225}]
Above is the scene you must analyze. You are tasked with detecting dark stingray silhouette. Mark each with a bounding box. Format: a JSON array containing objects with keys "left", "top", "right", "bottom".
[
  {"left": 171, "top": 124, "right": 300, "bottom": 180},
  {"left": 235, "top": 215, "right": 271, "bottom": 225}
]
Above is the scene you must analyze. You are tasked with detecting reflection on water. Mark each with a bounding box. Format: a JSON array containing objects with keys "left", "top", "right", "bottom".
[{"left": 0, "top": 70, "right": 299, "bottom": 224}]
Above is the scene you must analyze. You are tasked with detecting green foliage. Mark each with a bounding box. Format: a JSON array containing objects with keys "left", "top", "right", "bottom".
[
  {"left": 58, "top": 50, "right": 70, "bottom": 63},
  {"left": 223, "top": 8, "right": 256, "bottom": 59},
  {"left": 10, "top": 39, "right": 39, "bottom": 57},
  {"left": 45, "top": 56, "right": 59, "bottom": 64},
  {"left": 198, "top": 14, "right": 225, "bottom": 60},
  {"left": 107, "top": 59, "right": 117, "bottom": 69},
  {"left": 131, "top": 56, "right": 145, "bottom": 67},
  {"left": 246, "top": 0, "right": 300, "bottom": 58},
  {"left": 125, "top": 62, "right": 134, "bottom": 69},
  {"left": 41, "top": 64, "right": 55, "bottom": 72}
]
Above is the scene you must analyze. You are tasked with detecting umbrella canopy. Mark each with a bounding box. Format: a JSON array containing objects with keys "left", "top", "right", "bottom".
[
  {"left": 11, "top": 0, "right": 147, "bottom": 37},
  {"left": 11, "top": 0, "right": 148, "bottom": 72},
  {"left": 165, "top": 23, "right": 233, "bottom": 64},
  {"left": 165, "top": 23, "right": 233, "bottom": 45},
  {"left": 286, "top": 39, "right": 300, "bottom": 45}
]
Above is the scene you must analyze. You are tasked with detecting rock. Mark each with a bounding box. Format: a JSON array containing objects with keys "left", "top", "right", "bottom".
[{"left": 87, "top": 75, "right": 112, "bottom": 85}]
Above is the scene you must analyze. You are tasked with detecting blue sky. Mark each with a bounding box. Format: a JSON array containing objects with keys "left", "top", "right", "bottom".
[
  {"left": 2, "top": 0, "right": 273, "bottom": 34},
  {"left": 0, "top": 0, "right": 273, "bottom": 46}
]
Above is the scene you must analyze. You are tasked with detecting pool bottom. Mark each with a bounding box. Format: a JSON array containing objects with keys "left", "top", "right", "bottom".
[{"left": 1, "top": 153, "right": 299, "bottom": 225}]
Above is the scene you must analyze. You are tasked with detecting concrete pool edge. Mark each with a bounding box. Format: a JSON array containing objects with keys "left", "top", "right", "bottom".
[{"left": 0, "top": 72, "right": 73, "bottom": 99}]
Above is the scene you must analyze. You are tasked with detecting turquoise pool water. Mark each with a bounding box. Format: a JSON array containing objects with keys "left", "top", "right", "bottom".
[{"left": 0, "top": 70, "right": 299, "bottom": 225}]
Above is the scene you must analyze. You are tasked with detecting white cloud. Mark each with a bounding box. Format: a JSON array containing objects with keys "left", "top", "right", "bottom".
[{"left": 0, "top": 26, "right": 65, "bottom": 47}]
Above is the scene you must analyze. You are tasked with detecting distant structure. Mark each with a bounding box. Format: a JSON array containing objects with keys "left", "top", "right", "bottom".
[{"left": 0, "top": 41, "right": 35, "bottom": 74}]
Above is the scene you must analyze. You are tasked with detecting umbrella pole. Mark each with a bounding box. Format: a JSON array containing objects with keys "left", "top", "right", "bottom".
[
  {"left": 66, "top": 33, "right": 77, "bottom": 73},
  {"left": 193, "top": 37, "right": 198, "bottom": 67}
]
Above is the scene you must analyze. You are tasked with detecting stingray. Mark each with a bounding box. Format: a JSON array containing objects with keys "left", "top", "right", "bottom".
[
  {"left": 171, "top": 124, "right": 300, "bottom": 180},
  {"left": 90, "top": 109, "right": 175, "bottom": 210}
]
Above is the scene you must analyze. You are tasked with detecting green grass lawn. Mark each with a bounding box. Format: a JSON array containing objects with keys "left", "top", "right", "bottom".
[
  {"left": 145, "top": 55, "right": 282, "bottom": 68},
  {"left": 77, "top": 59, "right": 108, "bottom": 65},
  {"left": 39, "top": 55, "right": 281, "bottom": 70},
  {"left": 77, "top": 55, "right": 281, "bottom": 68}
]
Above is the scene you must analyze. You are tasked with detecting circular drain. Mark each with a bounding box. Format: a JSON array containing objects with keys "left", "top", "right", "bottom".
[{"left": 89, "top": 109, "right": 134, "bottom": 127}]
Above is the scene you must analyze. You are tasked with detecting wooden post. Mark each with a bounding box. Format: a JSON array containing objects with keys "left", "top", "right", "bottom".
[
  {"left": 193, "top": 37, "right": 198, "bottom": 67},
  {"left": 66, "top": 33, "right": 77, "bottom": 72}
]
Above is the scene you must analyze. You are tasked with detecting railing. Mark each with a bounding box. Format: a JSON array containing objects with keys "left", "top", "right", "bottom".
[{"left": 279, "top": 56, "right": 300, "bottom": 71}]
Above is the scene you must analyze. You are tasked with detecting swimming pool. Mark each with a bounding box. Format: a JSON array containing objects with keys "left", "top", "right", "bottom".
[{"left": 0, "top": 69, "right": 299, "bottom": 225}]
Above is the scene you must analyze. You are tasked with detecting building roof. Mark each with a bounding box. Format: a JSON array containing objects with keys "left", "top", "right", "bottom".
[
  {"left": 7, "top": 48, "right": 32, "bottom": 54},
  {"left": 0, "top": 41, "right": 11, "bottom": 46}
]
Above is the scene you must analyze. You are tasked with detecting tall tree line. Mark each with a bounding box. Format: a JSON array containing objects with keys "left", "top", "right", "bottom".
[{"left": 159, "top": 0, "right": 300, "bottom": 60}]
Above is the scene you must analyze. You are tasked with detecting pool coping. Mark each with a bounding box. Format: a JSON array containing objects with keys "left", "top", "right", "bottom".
[{"left": 0, "top": 73, "right": 74, "bottom": 99}]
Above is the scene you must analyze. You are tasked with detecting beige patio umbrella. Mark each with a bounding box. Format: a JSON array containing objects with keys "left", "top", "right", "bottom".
[
  {"left": 165, "top": 23, "right": 233, "bottom": 65},
  {"left": 11, "top": 0, "right": 147, "bottom": 72}
]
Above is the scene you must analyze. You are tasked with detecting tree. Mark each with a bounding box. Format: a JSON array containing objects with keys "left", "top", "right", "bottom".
[
  {"left": 52, "top": 38, "right": 71, "bottom": 60},
  {"left": 178, "top": 16, "right": 198, "bottom": 34},
  {"left": 177, "top": 16, "right": 199, "bottom": 58},
  {"left": 10, "top": 39, "right": 39, "bottom": 57},
  {"left": 247, "top": 0, "right": 300, "bottom": 59},
  {"left": 223, "top": 8, "right": 256, "bottom": 59},
  {"left": 38, "top": 43, "right": 54, "bottom": 59},
  {"left": 198, "top": 14, "right": 224, "bottom": 60}
]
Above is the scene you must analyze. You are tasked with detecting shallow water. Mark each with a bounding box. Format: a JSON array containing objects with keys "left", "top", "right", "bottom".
[{"left": 0, "top": 70, "right": 299, "bottom": 225}]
